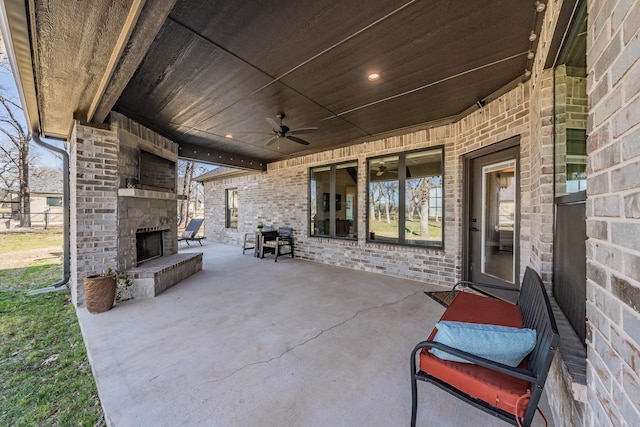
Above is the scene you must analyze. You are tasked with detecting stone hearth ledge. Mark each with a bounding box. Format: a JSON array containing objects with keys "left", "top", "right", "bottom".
[
  {"left": 118, "top": 188, "right": 187, "bottom": 200},
  {"left": 128, "top": 253, "right": 203, "bottom": 299}
]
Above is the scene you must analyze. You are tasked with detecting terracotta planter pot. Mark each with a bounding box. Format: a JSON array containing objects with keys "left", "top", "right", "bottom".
[{"left": 84, "top": 275, "right": 117, "bottom": 314}]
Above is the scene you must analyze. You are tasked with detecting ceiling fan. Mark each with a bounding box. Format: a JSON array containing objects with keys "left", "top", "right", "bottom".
[
  {"left": 375, "top": 162, "right": 398, "bottom": 177},
  {"left": 265, "top": 112, "right": 318, "bottom": 146}
]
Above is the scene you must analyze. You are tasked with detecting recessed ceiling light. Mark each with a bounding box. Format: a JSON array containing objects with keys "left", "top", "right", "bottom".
[
  {"left": 535, "top": 1, "right": 546, "bottom": 13},
  {"left": 529, "top": 31, "right": 537, "bottom": 42},
  {"left": 225, "top": 134, "right": 233, "bottom": 139},
  {"left": 527, "top": 51, "right": 535, "bottom": 60},
  {"left": 367, "top": 72, "right": 380, "bottom": 81}
]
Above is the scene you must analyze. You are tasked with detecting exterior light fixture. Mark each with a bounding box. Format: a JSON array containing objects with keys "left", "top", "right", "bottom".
[
  {"left": 529, "top": 31, "right": 537, "bottom": 42},
  {"left": 535, "top": 1, "right": 546, "bottom": 13},
  {"left": 367, "top": 72, "right": 380, "bottom": 81}
]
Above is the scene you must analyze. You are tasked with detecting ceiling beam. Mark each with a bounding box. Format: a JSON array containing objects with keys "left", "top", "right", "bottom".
[
  {"left": 91, "top": 0, "right": 178, "bottom": 125},
  {"left": 177, "top": 142, "right": 267, "bottom": 172},
  {"left": 85, "top": 0, "right": 146, "bottom": 123}
]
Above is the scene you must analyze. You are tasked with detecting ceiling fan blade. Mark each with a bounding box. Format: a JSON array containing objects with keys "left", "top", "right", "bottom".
[
  {"left": 288, "top": 127, "right": 319, "bottom": 135},
  {"left": 376, "top": 171, "right": 384, "bottom": 177},
  {"left": 286, "top": 135, "right": 310, "bottom": 145},
  {"left": 266, "top": 117, "right": 282, "bottom": 133},
  {"left": 265, "top": 136, "right": 278, "bottom": 147}
]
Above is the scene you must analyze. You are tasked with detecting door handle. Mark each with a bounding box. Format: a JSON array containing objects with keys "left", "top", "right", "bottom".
[{"left": 471, "top": 227, "right": 479, "bottom": 232}]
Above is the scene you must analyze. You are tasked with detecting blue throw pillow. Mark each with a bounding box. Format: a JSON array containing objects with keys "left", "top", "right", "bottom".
[{"left": 430, "top": 321, "right": 537, "bottom": 367}]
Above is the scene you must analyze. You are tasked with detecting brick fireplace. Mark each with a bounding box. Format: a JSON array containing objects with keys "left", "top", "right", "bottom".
[{"left": 69, "top": 113, "right": 201, "bottom": 306}]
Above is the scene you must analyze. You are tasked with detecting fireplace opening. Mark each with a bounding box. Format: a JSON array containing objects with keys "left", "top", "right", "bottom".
[{"left": 136, "top": 230, "right": 163, "bottom": 265}]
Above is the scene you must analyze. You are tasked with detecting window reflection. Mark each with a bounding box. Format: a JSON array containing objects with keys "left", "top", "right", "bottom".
[
  {"left": 226, "top": 189, "right": 238, "bottom": 229},
  {"left": 367, "top": 148, "right": 444, "bottom": 247},
  {"left": 336, "top": 163, "right": 358, "bottom": 238},
  {"left": 310, "top": 166, "right": 330, "bottom": 237},
  {"left": 369, "top": 156, "right": 399, "bottom": 243},
  {"left": 310, "top": 162, "right": 357, "bottom": 239},
  {"left": 482, "top": 161, "right": 515, "bottom": 283},
  {"left": 405, "top": 150, "right": 443, "bottom": 246}
]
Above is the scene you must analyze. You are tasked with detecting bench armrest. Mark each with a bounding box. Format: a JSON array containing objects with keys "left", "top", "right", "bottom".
[
  {"left": 411, "top": 340, "right": 540, "bottom": 384},
  {"left": 452, "top": 280, "right": 520, "bottom": 300}
]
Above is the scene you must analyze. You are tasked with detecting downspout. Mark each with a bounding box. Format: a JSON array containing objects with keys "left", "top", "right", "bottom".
[
  {"left": 0, "top": 2, "right": 70, "bottom": 294},
  {"left": 26, "top": 131, "right": 70, "bottom": 294}
]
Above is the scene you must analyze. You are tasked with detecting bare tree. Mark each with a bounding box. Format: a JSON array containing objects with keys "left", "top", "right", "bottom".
[
  {"left": 406, "top": 178, "right": 423, "bottom": 222},
  {"left": 417, "top": 179, "right": 431, "bottom": 236},
  {"left": 380, "top": 181, "right": 398, "bottom": 224},
  {"left": 369, "top": 182, "right": 384, "bottom": 222},
  {"left": 177, "top": 160, "right": 195, "bottom": 226},
  {"left": 0, "top": 94, "right": 31, "bottom": 226}
]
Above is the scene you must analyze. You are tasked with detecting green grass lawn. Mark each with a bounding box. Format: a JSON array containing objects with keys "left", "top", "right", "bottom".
[
  {"left": 0, "top": 231, "right": 104, "bottom": 426},
  {"left": 369, "top": 219, "right": 442, "bottom": 242},
  {"left": 0, "top": 230, "right": 64, "bottom": 253}
]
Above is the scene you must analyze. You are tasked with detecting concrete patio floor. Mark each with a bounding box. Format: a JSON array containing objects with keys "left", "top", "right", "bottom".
[{"left": 77, "top": 242, "right": 555, "bottom": 427}]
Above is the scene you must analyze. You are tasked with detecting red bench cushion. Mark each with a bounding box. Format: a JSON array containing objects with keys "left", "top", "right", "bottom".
[{"left": 419, "top": 291, "right": 531, "bottom": 418}]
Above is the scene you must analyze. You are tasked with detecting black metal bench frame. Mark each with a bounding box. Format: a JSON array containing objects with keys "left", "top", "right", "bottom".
[{"left": 410, "top": 267, "right": 559, "bottom": 427}]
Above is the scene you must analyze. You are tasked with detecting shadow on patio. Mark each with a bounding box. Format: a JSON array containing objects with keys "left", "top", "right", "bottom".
[{"left": 77, "top": 242, "right": 553, "bottom": 426}]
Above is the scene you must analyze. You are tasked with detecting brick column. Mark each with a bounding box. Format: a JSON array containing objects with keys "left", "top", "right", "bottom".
[
  {"left": 585, "top": 0, "right": 640, "bottom": 425},
  {"left": 69, "top": 122, "right": 119, "bottom": 306}
]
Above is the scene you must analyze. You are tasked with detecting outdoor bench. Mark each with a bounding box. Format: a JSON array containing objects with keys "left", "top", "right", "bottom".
[{"left": 411, "top": 267, "right": 559, "bottom": 427}]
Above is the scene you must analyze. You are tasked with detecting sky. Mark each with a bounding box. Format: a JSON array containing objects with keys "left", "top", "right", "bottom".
[{"left": 0, "top": 38, "right": 65, "bottom": 170}]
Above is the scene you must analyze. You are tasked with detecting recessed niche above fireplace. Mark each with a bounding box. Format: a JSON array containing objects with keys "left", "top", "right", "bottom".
[{"left": 138, "top": 150, "right": 176, "bottom": 192}]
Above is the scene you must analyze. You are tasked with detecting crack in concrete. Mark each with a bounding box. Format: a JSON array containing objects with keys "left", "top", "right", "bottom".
[{"left": 205, "top": 290, "right": 420, "bottom": 384}]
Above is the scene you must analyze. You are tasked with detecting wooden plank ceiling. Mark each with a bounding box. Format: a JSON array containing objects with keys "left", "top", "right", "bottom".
[{"left": 28, "top": 0, "right": 547, "bottom": 168}]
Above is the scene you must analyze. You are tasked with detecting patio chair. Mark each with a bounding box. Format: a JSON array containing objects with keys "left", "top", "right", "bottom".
[
  {"left": 243, "top": 226, "right": 274, "bottom": 255},
  {"left": 178, "top": 218, "right": 206, "bottom": 246},
  {"left": 242, "top": 232, "right": 256, "bottom": 255},
  {"left": 260, "top": 227, "right": 294, "bottom": 262}
]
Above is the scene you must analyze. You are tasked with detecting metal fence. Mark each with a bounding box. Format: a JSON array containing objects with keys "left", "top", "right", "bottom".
[{"left": 1, "top": 211, "right": 64, "bottom": 230}]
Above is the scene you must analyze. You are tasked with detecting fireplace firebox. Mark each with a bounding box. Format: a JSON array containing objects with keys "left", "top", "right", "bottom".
[{"left": 136, "top": 230, "right": 163, "bottom": 265}]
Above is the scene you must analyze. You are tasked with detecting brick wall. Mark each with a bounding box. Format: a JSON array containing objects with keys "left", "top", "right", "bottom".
[
  {"left": 69, "top": 122, "right": 120, "bottom": 306},
  {"left": 585, "top": 0, "right": 640, "bottom": 425},
  {"left": 202, "top": 82, "right": 532, "bottom": 290}
]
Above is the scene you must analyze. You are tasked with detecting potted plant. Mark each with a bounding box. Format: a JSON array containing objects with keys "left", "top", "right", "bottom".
[
  {"left": 114, "top": 270, "right": 134, "bottom": 303},
  {"left": 84, "top": 268, "right": 133, "bottom": 313},
  {"left": 84, "top": 270, "right": 117, "bottom": 314},
  {"left": 257, "top": 222, "right": 264, "bottom": 231}
]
